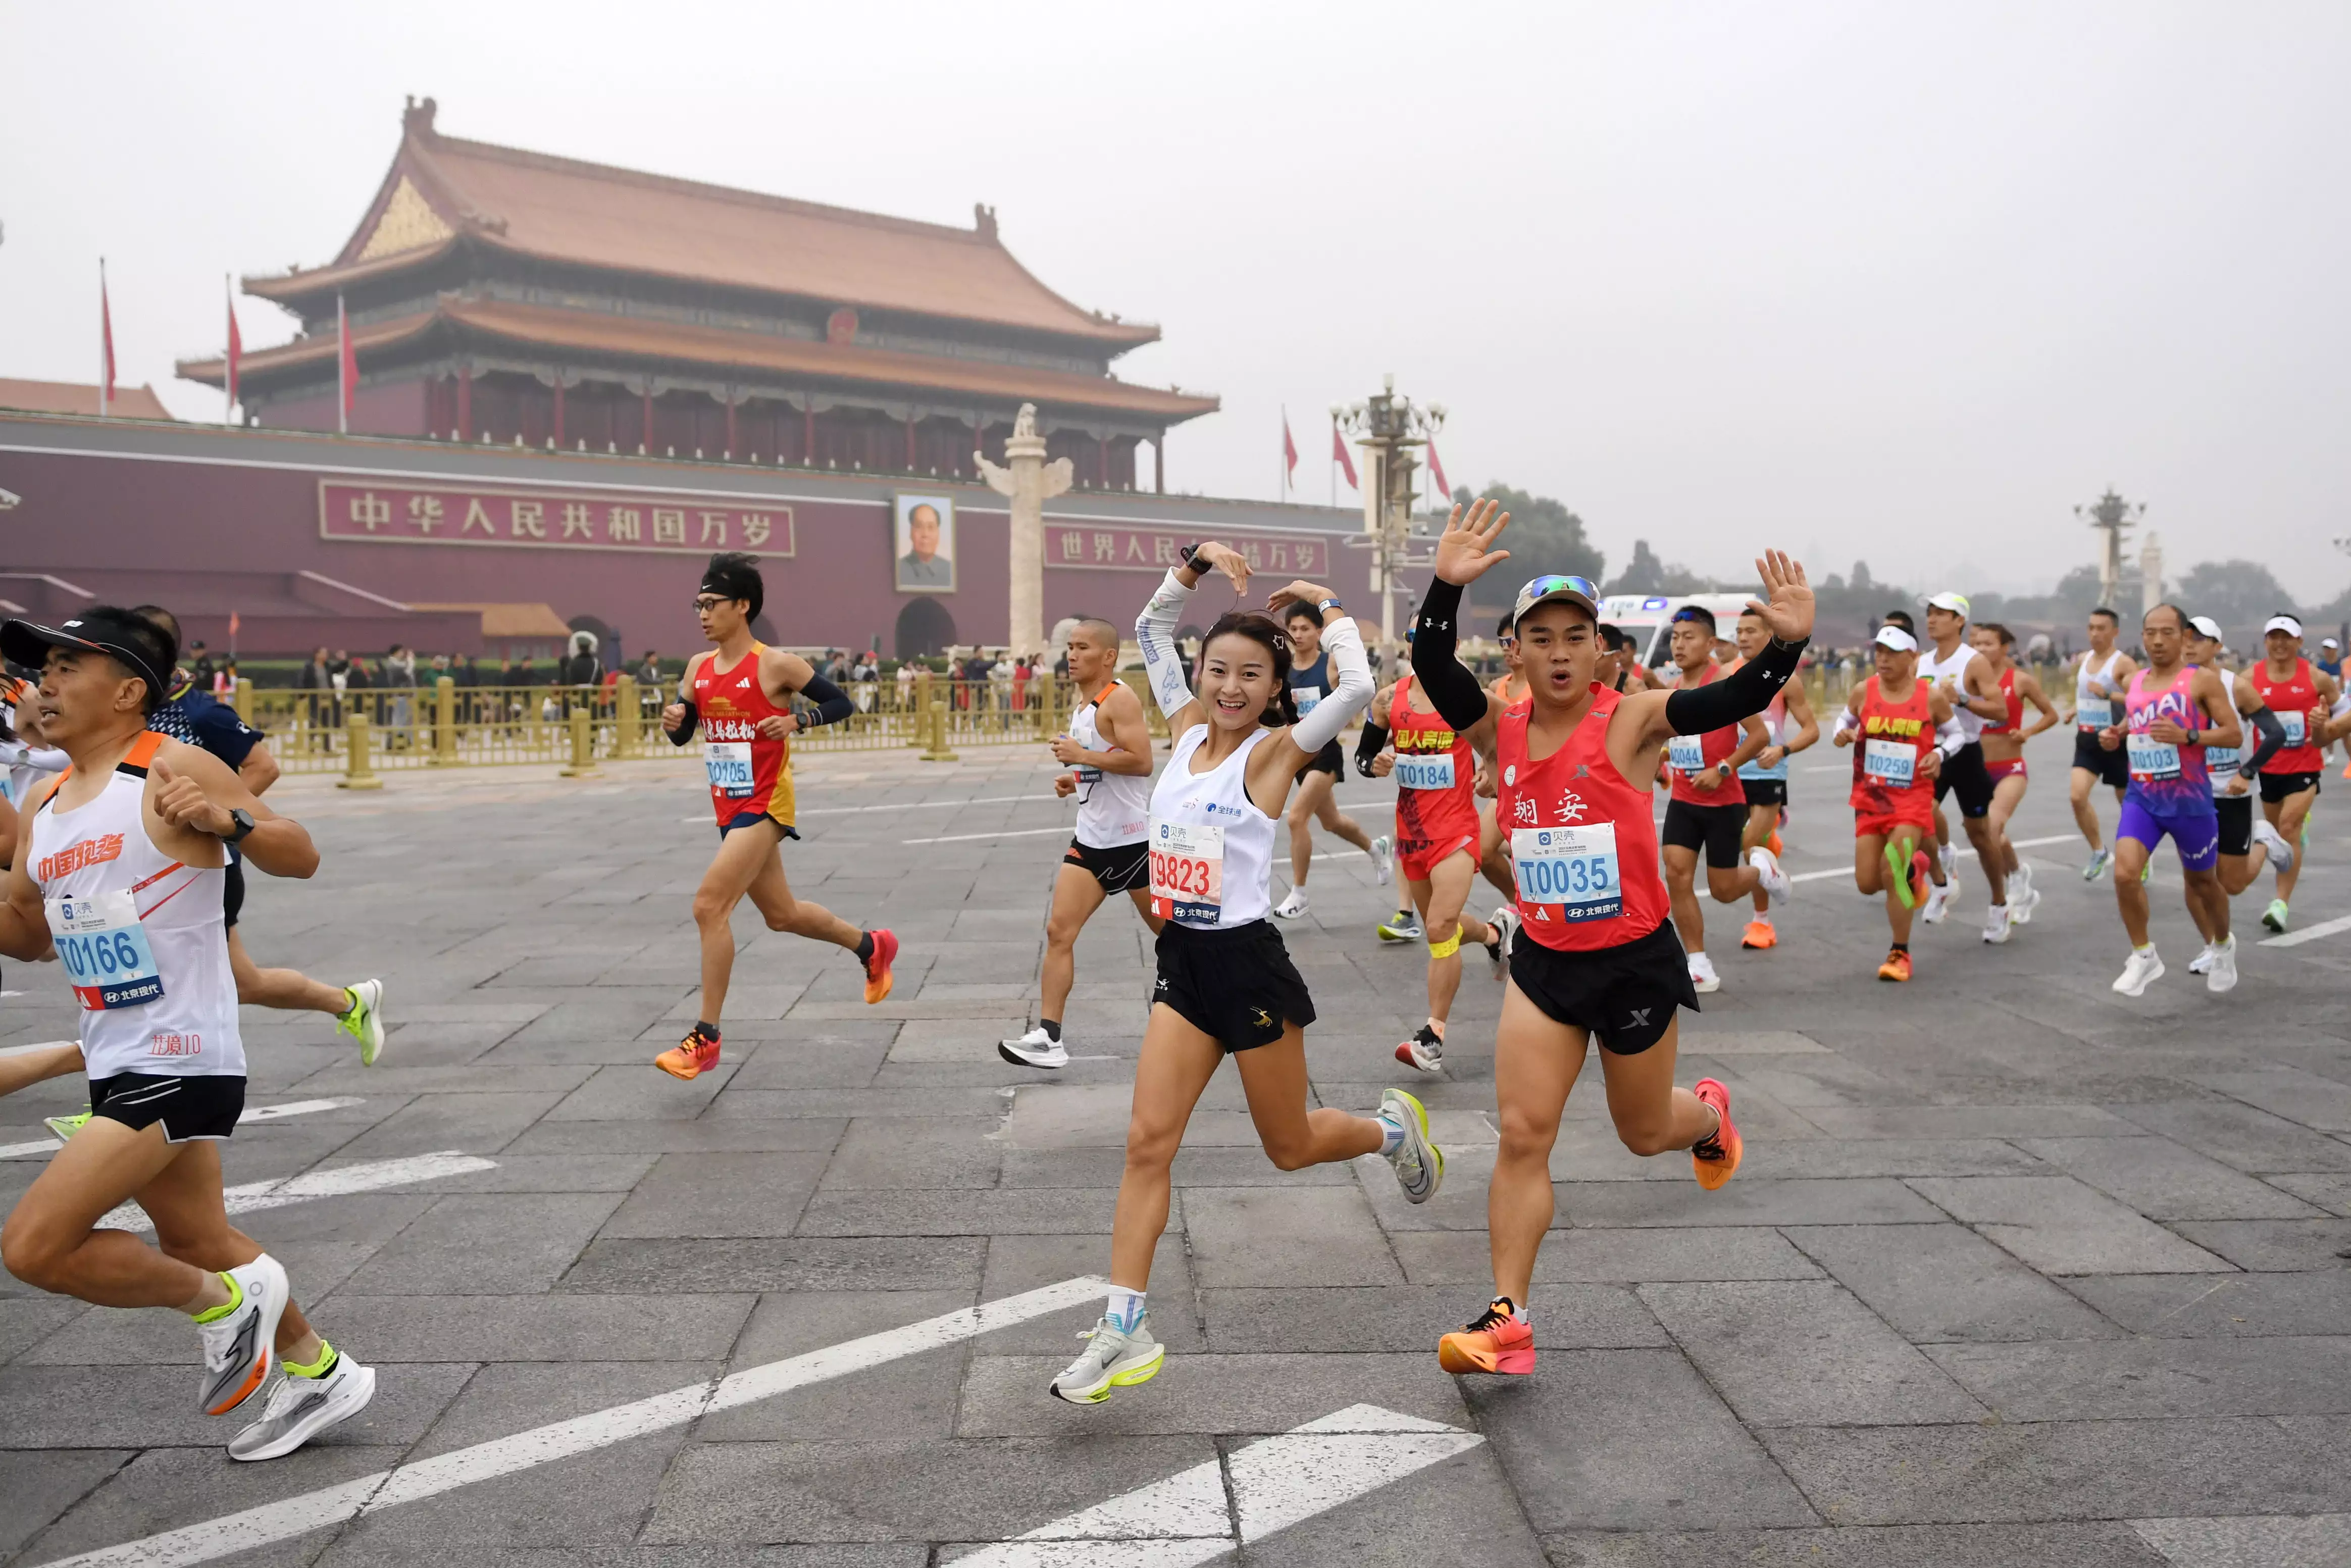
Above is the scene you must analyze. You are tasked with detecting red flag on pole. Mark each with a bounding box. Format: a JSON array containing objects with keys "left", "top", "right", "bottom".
[
  {"left": 228, "top": 610, "right": 241, "bottom": 637},
  {"left": 1426, "top": 438, "right": 1452, "bottom": 503},
  {"left": 99, "top": 259, "right": 117, "bottom": 417},
  {"left": 225, "top": 276, "right": 243, "bottom": 421},
  {"left": 1330, "top": 422, "right": 1358, "bottom": 489},
  {"left": 337, "top": 294, "right": 356, "bottom": 434},
  {"left": 1281, "top": 409, "right": 1298, "bottom": 494}
]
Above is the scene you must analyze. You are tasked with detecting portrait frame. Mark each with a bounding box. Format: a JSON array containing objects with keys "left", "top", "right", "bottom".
[{"left": 893, "top": 493, "right": 957, "bottom": 594}]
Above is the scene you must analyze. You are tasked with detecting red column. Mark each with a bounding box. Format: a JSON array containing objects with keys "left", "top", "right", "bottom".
[
  {"left": 551, "top": 380, "right": 566, "bottom": 448},
  {"left": 457, "top": 368, "right": 473, "bottom": 441},
  {"left": 802, "top": 406, "right": 815, "bottom": 465},
  {"left": 904, "top": 416, "right": 918, "bottom": 472},
  {"left": 1097, "top": 436, "right": 1110, "bottom": 488},
  {"left": 1154, "top": 437, "right": 1164, "bottom": 494},
  {"left": 725, "top": 395, "right": 739, "bottom": 460},
  {"left": 641, "top": 389, "right": 655, "bottom": 452}
]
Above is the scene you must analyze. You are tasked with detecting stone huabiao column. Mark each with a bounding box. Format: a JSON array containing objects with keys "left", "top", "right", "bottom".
[{"left": 975, "top": 403, "right": 1074, "bottom": 659}]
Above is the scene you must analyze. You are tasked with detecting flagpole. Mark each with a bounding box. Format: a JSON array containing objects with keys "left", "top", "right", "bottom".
[
  {"left": 97, "top": 257, "right": 109, "bottom": 418},
  {"left": 224, "top": 275, "right": 234, "bottom": 425},
  {"left": 1329, "top": 416, "right": 1336, "bottom": 508},
  {"left": 337, "top": 293, "right": 349, "bottom": 435}
]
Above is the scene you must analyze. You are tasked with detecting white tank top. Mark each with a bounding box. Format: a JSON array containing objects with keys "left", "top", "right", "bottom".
[
  {"left": 2204, "top": 669, "right": 2242, "bottom": 794},
  {"left": 1147, "top": 725, "right": 1276, "bottom": 930},
  {"left": 27, "top": 734, "right": 242, "bottom": 1082},
  {"left": 1918, "top": 641, "right": 1986, "bottom": 743},
  {"left": 1070, "top": 681, "right": 1151, "bottom": 849},
  {"left": 2076, "top": 649, "right": 2125, "bottom": 729}
]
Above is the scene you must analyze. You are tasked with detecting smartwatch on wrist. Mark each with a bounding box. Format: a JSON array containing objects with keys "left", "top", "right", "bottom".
[
  {"left": 1318, "top": 597, "right": 1344, "bottom": 614},
  {"left": 222, "top": 807, "right": 256, "bottom": 844}
]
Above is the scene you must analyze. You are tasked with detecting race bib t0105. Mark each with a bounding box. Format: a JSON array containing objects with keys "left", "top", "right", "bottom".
[
  {"left": 1148, "top": 819, "right": 1225, "bottom": 924},
  {"left": 45, "top": 889, "right": 166, "bottom": 1011},
  {"left": 1394, "top": 753, "right": 1456, "bottom": 791},
  {"left": 1862, "top": 737, "right": 1916, "bottom": 787},
  {"left": 1512, "top": 824, "right": 1622, "bottom": 922},
  {"left": 2127, "top": 734, "right": 2181, "bottom": 779},
  {"left": 1666, "top": 735, "right": 1705, "bottom": 775},
  {"left": 703, "top": 740, "right": 755, "bottom": 798}
]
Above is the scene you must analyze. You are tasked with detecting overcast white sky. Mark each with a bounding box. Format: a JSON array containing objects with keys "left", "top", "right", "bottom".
[{"left": 4, "top": 1, "right": 2345, "bottom": 598}]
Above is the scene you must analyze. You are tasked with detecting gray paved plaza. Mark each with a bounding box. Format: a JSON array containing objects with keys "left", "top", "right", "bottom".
[{"left": 5, "top": 723, "right": 2351, "bottom": 1566}]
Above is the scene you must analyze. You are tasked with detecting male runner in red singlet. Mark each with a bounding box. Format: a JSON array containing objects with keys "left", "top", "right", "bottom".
[
  {"left": 1655, "top": 606, "right": 1785, "bottom": 993},
  {"left": 1405, "top": 502, "right": 1815, "bottom": 1378},
  {"left": 1729, "top": 606, "right": 1819, "bottom": 952},
  {"left": 2247, "top": 614, "right": 2341, "bottom": 934},
  {"left": 1832, "top": 627, "right": 1960, "bottom": 981},
  {"left": 655, "top": 554, "right": 895, "bottom": 1078}
]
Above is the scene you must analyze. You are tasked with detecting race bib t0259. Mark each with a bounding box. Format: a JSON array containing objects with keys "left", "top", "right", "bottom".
[
  {"left": 2127, "top": 734, "right": 2181, "bottom": 779},
  {"left": 1394, "top": 753, "right": 1456, "bottom": 791},
  {"left": 703, "top": 740, "right": 755, "bottom": 798},
  {"left": 1511, "top": 824, "right": 1622, "bottom": 922},
  {"left": 1666, "top": 735, "right": 1705, "bottom": 775},
  {"left": 1148, "top": 820, "right": 1225, "bottom": 924},
  {"left": 1862, "top": 737, "right": 1916, "bottom": 787},
  {"left": 45, "top": 889, "right": 166, "bottom": 1011}
]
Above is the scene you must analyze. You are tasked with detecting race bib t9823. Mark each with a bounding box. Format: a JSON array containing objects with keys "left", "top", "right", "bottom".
[
  {"left": 1511, "top": 824, "right": 1621, "bottom": 922},
  {"left": 1862, "top": 737, "right": 1915, "bottom": 787},
  {"left": 1148, "top": 820, "right": 1225, "bottom": 924},
  {"left": 45, "top": 889, "right": 166, "bottom": 1011},
  {"left": 703, "top": 740, "right": 755, "bottom": 798},
  {"left": 1394, "top": 753, "right": 1456, "bottom": 791}
]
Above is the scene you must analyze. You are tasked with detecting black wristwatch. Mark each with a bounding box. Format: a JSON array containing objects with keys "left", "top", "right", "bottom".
[
  {"left": 1177, "top": 542, "right": 1205, "bottom": 572},
  {"left": 222, "top": 807, "right": 256, "bottom": 844}
]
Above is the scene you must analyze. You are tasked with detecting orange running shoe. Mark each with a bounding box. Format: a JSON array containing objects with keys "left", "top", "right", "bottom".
[
  {"left": 655, "top": 1025, "right": 721, "bottom": 1080},
  {"left": 1766, "top": 829, "right": 1784, "bottom": 858},
  {"left": 1740, "top": 919, "right": 1777, "bottom": 950},
  {"left": 1438, "top": 1297, "right": 1535, "bottom": 1375},
  {"left": 1691, "top": 1078, "right": 1741, "bottom": 1190},
  {"left": 1877, "top": 948, "right": 1912, "bottom": 983},
  {"left": 862, "top": 928, "right": 899, "bottom": 1005}
]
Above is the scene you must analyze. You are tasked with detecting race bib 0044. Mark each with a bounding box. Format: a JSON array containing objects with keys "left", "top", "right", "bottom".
[
  {"left": 45, "top": 889, "right": 166, "bottom": 1011},
  {"left": 1148, "top": 819, "right": 1225, "bottom": 924},
  {"left": 1666, "top": 735, "right": 1706, "bottom": 775}
]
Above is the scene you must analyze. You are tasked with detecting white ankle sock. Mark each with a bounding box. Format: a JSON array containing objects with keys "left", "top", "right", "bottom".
[{"left": 1106, "top": 1287, "right": 1146, "bottom": 1333}]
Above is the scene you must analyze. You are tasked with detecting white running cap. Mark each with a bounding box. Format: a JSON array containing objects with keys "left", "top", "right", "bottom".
[
  {"left": 2187, "top": 615, "right": 2225, "bottom": 643},
  {"left": 1874, "top": 626, "right": 1919, "bottom": 652},
  {"left": 1925, "top": 591, "right": 1970, "bottom": 617},
  {"left": 2264, "top": 615, "right": 2304, "bottom": 638}
]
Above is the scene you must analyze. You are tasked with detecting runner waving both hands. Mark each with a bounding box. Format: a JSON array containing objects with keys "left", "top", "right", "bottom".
[
  {"left": 1051, "top": 542, "right": 1442, "bottom": 1404},
  {"left": 1406, "top": 502, "right": 1813, "bottom": 1378}
]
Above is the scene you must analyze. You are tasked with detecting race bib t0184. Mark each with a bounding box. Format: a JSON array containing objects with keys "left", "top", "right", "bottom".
[
  {"left": 1394, "top": 753, "right": 1456, "bottom": 791},
  {"left": 703, "top": 740, "right": 755, "bottom": 798},
  {"left": 45, "top": 889, "right": 166, "bottom": 1011},
  {"left": 2127, "top": 734, "right": 2181, "bottom": 779},
  {"left": 1512, "top": 824, "right": 1622, "bottom": 922},
  {"left": 1148, "top": 819, "right": 1225, "bottom": 924},
  {"left": 1862, "top": 737, "right": 1916, "bottom": 787},
  {"left": 1666, "top": 735, "right": 1705, "bottom": 775}
]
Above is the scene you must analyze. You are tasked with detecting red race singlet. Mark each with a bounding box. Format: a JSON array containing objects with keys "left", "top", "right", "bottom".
[
  {"left": 2250, "top": 657, "right": 2323, "bottom": 775},
  {"left": 1389, "top": 675, "right": 1481, "bottom": 857},
  {"left": 1496, "top": 684, "right": 1671, "bottom": 952},
  {"left": 1664, "top": 662, "right": 1747, "bottom": 807},
  {"left": 1849, "top": 675, "right": 1936, "bottom": 825},
  {"left": 692, "top": 644, "right": 797, "bottom": 828},
  {"left": 1980, "top": 667, "right": 2021, "bottom": 734}
]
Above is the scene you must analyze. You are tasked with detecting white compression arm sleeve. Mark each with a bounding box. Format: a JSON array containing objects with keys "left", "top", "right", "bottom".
[
  {"left": 1832, "top": 708, "right": 1860, "bottom": 742},
  {"left": 1291, "top": 613, "right": 1372, "bottom": 752},
  {"left": 1135, "top": 569, "right": 1197, "bottom": 717},
  {"left": 1935, "top": 711, "right": 1968, "bottom": 757}
]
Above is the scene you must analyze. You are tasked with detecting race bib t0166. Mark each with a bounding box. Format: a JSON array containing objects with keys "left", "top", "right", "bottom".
[
  {"left": 703, "top": 740, "right": 755, "bottom": 798},
  {"left": 2127, "top": 734, "right": 2181, "bottom": 779},
  {"left": 1666, "top": 735, "right": 1705, "bottom": 775},
  {"left": 1512, "top": 824, "right": 1622, "bottom": 922},
  {"left": 1148, "top": 820, "right": 1225, "bottom": 924},
  {"left": 1862, "top": 737, "right": 1916, "bottom": 787},
  {"left": 1394, "top": 753, "right": 1456, "bottom": 791},
  {"left": 45, "top": 889, "right": 166, "bottom": 1011}
]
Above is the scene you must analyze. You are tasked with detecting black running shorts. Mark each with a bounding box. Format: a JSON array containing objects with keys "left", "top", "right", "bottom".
[
  {"left": 90, "top": 1072, "right": 246, "bottom": 1143},
  {"left": 2072, "top": 729, "right": 2128, "bottom": 790},
  {"left": 223, "top": 856, "right": 244, "bottom": 930},
  {"left": 1152, "top": 919, "right": 1315, "bottom": 1052},
  {"left": 1506, "top": 921, "right": 1697, "bottom": 1056},
  {"left": 1661, "top": 799, "right": 1747, "bottom": 869},
  {"left": 1934, "top": 741, "right": 1996, "bottom": 819},
  {"left": 2260, "top": 771, "right": 2321, "bottom": 805},
  {"left": 2216, "top": 793, "right": 2253, "bottom": 857},
  {"left": 1293, "top": 739, "right": 1343, "bottom": 784},
  {"left": 1065, "top": 836, "right": 1150, "bottom": 894},
  {"left": 1739, "top": 777, "right": 1788, "bottom": 809}
]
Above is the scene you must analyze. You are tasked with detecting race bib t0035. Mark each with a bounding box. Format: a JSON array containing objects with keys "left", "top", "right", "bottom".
[
  {"left": 703, "top": 740, "right": 755, "bottom": 798},
  {"left": 1148, "top": 820, "right": 1225, "bottom": 924},
  {"left": 1511, "top": 824, "right": 1622, "bottom": 922},
  {"left": 1666, "top": 735, "right": 1705, "bottom": 775},
  {"left": 1862, "top": 737, "right": 1916, "bottom": 788},
  {"left": 45, "top": 889, "right": 166, "bottom": 1011},
  {"left": 2127, "top": 734, "right": 2181, "bottom": 779},
  {"left": 1394, "top": 753, "right": 1456, "bottom": 791}
]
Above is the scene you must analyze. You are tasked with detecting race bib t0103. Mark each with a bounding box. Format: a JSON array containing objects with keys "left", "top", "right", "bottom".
[
  {"left": 1666, "top": 735, "right": 1706, "bottom": 775},
  {"left": 1394, "top": 753, "right": 1456, "bottom": 791},
  {"left": 1148, "top": 819, "right": 1225, "bottom": 924},
  {"left": 1512, "top": 824, "right": 1622, "bottom": 923},
  {"left": 2127, "top": 734, "right": 2181, "bottom": 779},
  {"left": 704, "top": 740, "right": 755, "bottom": 798},
  {"left": 45, "top": 889, "right": 166, "bottom": 1011},
  {"left": 1862, "top": 737, "right": 1916, "bottom": 788}
]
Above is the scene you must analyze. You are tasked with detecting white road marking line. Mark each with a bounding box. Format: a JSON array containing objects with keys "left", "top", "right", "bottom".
[
  {"left": 3, "top": 1097, "right": 366, "bottom": 1161},
  {"left": 1784, "top": 833, "right": 2077, "bottom": 884},
  {"left": 41, "top": 1277, "right": 1106, "bottom": 1568},
  {"left": 903, "top": 826, "right": 1077, "bottom": 845},
  {"left": 952, "top": 1404, "right": 1482, "bottom": 1566},
  {"left": 0, "top": 1038, "right": 78, "bottom": 1058},
  {"left": 681, "top": 791, "right": 1065, "bottom": 824},
  {"left": 0, "top": 1136, "right": 61, "bottom": 1159},
  {"left": 2262, "top": 913, "right": 2351, "bottom": 948},
  {"left": 97, "top": 1151, "right": 496, "bottom": 1232}
]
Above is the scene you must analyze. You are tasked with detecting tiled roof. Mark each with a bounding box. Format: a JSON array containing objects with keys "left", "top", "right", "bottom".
[{"left": 0, "top": 379, "right": 175, "bottom": 421}]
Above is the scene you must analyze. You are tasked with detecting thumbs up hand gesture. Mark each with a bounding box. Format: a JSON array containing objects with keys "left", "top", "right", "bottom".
[{"left": 151, "top": 754, "right": 234, "bottom": 837}]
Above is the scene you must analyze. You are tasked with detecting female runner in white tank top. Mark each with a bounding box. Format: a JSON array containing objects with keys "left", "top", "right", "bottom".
[{"left": 1048, "top": 542, "right": 1446, "bottom": 1405}]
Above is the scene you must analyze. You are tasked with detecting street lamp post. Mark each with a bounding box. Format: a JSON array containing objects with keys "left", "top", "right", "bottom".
[
  {"left": 2075, "top": 488, "right": 2144, "bottom": 611},
  {"left": 1334, "top": 375, "right": 1447, "bottom": 672}
]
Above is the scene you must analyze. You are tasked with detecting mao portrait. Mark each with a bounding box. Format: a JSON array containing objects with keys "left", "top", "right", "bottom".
[{"left": 894, "top": 494, "right": 956, "bottom": 593}]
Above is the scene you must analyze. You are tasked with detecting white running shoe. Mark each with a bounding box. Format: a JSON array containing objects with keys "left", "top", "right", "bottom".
[
  {"left": 1939, "top": 845, "right": 1961, "bottom": 896},
  {"left": 336, "top": 979, "right": 386, "bottom": 1067},
  {"left": 2082, "top": 846, "right": 2112, "bottom": 881},
  {"left": 2010, "top": 875, "right": 2041, "bottom": 927},
  {"left": 2112, "top": 947, "right": 2165, "bottom": 997},
  {"left": 2205, "top": 935, "right": 2239, "bottom": 995},
  {"left": 1395, "top": 1023, "right": 1446, "bottom": 1074},
  {"left": 1981, "top": 904, "right": 2012, "bottom": 945},
  {"left": 1378, "top": 1087, "right": 1444, "bottom": 1203},
  {"left": 228, "top": 1350, "right": 376, "bottom": 1461},
  {"left": 1485, "top": 905, "right": 1520, "bottom": 970},
  {"left": 197, "top": 1254, "right": 289, "bottom": 1417},
  {"left": 1371, "top": 836, "right": 1395, "bottom": 887},
  {"left": 1688, "top": 953, "right": 1721, "bottom": 994},
  {"left": 1049, "top": 1313, "right": 1164, "bottom": 1404},
  {"left": 2187, "top": 942, "right": 2218, "bottom": 976},
  {"left": 2253, "top": 821, "right": 2291, "bottom": 879},
  {"left": 1748, "top": 845, "right": 1792, "bottom": 906},
  {"left": 1273, "top": 887, "right": 1311, "bottom": 920},
  {"left": 998, "top": 1027, "right": 1069, "bottom": 1070},
  {"left": 1921, "top": 883, "right": 1953, "bottom": 924}
]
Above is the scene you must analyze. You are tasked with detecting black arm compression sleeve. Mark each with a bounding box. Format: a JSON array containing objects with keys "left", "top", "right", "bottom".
[
  {"left": 1664, "top": 633, "right": 1810, "bottom": 735},
  {"left": 1355, "top": 721, "right": 1391, "bottom": 777},
  {"left": 1408, "top": 579, "right": 1492, "bottom": 732},
  {"left": 665, "top": 699, "right": 698, "bottom": 747},
  {"left": 2240, "top": 705, "right": 2288, "bottom": 778},
  {"left": 797, "top": 671, "right": 857, "bottom": 729}
]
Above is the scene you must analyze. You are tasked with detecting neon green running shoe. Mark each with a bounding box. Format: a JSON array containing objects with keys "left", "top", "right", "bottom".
[
  {"left": 1376, "top": 908, "right": 1424, "bottom": 943},
  {"left": 43, "top": 1108, "right": 91, "bottom": 1142},
  {"left": 2263, "top": 898, "right": 2290, "bottom": 934},
  {"left": 335, "top": 979, "right": 387, "bottom": 1067}
]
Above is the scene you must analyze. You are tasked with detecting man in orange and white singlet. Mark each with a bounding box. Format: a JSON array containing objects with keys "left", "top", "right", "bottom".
[
  {"left": 1001, "top": 617, "right": 1165, "bottom": 1069},
  {"left": 2247, "top": 613, "right": 2342, "bottom": 935},
  {"left": 655, "top": 553, "right": 897, "bottom": 1079},
  {"left": 1654, "top": 604, "right": 1785, "bottom": 994},
  {"left": 1831, "top": 626, "right": 1962, "bottom": 982},
  {"left": 0, "top": 606, "right": 375, "bottom": 1462},
  {"left": 1404, "top": 502, "right": 1815, "bottom": 1380}
]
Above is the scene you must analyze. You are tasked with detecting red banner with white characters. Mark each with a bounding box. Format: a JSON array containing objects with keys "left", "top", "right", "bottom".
[
  {"left": 1044, "top": 521, "right": 1337, "bottom": 576},
  {"left": 319, "top": 480, "right": 794, "bottom": 557}
]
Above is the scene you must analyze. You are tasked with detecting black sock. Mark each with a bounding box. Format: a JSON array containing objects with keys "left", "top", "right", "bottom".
[
  {"left": 695, "top": 1020, "right": 719, "bottom": 1040},
  {"left": 854, "top": 931, "right": 875, "bottom": 963},
  {"left": 1040, "top": 1019, "right": 1062, "bottom": 1042},
  {"left": 1889, "top": 943, "right": 1908, "bottom": 955}
]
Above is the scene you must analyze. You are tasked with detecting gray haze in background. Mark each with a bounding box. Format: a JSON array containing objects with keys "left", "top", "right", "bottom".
[{"left": 3, "top": 1, "right": 2344, "bottom": 600}]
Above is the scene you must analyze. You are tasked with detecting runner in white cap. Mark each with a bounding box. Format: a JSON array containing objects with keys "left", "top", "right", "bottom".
[
  {"left": 2247, "top": 614, "right": 2340, "bottom": 934},
  {"left": 1917, "top": 592, "right": 2019, "bottom": 942},
  {"left": 1832, "top": 626, "right": 1965, "bottom": 981},
  {"left": 2068, "top": 606, "right": 2137, "bottom": 880},
  {"left": 2181, "top": 616, "right": 2292, "bottom": 975}
]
